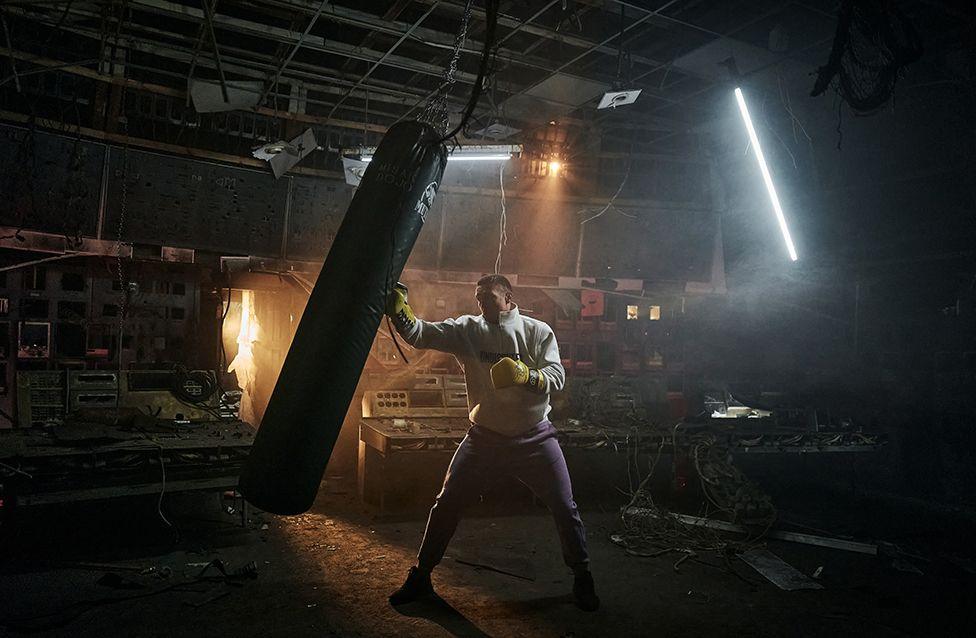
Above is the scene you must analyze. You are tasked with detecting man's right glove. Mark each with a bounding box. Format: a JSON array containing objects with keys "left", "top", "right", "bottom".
[{"left": 386, "top": 283, "right": 416, "bottom": 333}]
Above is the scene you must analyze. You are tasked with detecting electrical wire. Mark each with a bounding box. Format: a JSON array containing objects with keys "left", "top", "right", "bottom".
[
  {"left": 155, "top": 446, "right": 175, "bottom": 533},
  {"left": 493, "top": 160, "right": 507, "bottom": 274},
  {"left": 578, "top": 160, "right": 631, "bottom": 226}
]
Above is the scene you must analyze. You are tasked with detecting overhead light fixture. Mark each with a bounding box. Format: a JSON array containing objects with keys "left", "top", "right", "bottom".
[
  {"left": 549, "top": 160, "right": 562, "bottom": 175},
  {"left": 251, "top": 128, "right": 318, "bottom": 179},
  {"left": 597, "top": 89, "right": 642, "bottom": 110},
  {"left": 472, "top": 122, "right": 522, "bottom": 139},
  {"left": 734, "top": 87, "right": 798, "bottom": 262},
  {"left": 357, "top": 144, "right": 520, "bottom": 164}
]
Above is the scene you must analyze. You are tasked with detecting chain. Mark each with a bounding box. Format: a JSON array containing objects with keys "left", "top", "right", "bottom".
[
  {"left": 419, "top": 0, "right": 473, "bottom": 136},
  {"left": 116, "top": 142, "right": 128, "bottom": 346},
  {"left": 116, "top": 65, "right": 129, "bottom": 375},
  {"left": 109, "top": 8, "right": 130, "bottom": 418}
]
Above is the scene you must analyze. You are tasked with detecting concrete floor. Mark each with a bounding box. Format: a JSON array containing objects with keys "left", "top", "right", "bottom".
[{"left": 1, "top": 479, "right": 975, "bottom": 637}]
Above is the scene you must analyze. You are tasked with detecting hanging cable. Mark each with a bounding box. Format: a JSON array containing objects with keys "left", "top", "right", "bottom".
[{"left": 494, "top": 160, "right": 507, "bottom": 274}]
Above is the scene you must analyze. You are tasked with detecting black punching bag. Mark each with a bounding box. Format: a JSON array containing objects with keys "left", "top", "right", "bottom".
[{"left": 239, "top": 121, "right": 447, "bottom": 514}]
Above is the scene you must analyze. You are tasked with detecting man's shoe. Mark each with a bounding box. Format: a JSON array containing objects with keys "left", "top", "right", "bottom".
[
  {"left": 573, "top": 571, "right": 600, "bottom": 612},
  {"left": 389, "top": 567, "right": 434, "bottom": 605}
]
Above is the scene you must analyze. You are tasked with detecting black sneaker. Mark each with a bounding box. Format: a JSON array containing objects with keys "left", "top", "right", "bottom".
[
  {"left": 573, "top": 571, "right": 600, "bottom": 612},
  {"left": 389, "top": 567, "right": 434, "bottom": 605}
]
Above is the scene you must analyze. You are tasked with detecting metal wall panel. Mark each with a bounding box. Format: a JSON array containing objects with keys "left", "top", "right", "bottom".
[
  {"left": 103, "top": 149, "right": 288, "bottom": 256},
  {"left": 0, "top": 125, "right": 103, "bottom": 238},
  {"left": 286, "top": 176, "right": 351, "bottom": 260}
]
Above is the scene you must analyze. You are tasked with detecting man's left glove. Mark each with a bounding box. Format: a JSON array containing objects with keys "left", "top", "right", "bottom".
[
  {"left": 386, "top": 283, "right": 416, "bottom": 332},
  {"left": 490, "top": 357, "right": 547, "bottom": 393}
]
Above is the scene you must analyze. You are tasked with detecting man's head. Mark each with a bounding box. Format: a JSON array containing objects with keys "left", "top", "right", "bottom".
[{"left": 475, "top": 274, "right": 514, "bottom": 323}]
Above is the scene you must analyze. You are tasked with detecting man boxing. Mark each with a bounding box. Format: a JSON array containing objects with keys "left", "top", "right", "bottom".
[{"left": 385, "top": 274, "right": 598, "bottom": 612}]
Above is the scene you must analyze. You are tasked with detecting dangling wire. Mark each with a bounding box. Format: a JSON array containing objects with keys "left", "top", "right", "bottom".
[{"left": 494, "top": 161, "right": 507, "bottom": 274}]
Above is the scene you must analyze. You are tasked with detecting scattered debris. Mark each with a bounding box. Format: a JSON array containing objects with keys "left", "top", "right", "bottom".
[
  {"left": 738, "top": 549, "right": 824, "bottom": 591},
  {"left": 183, "top": 588, "right": 232, "bottom": 608},
  {"left": 673, "top": 551, "right": 696, "bottom": 572},
  {"left": 195, "top": 559, "right": 258, "bottom": 581},
  {"left": 890, "top": 559, "right": 923, "bottom": 575},
  {"left": 96, "top": 573, "right": 146, "bottom": 590},
  {"left": 625, "top": 508, "right": 879, "bottom": 555},
  {"left": 63, "top": 561, "right": 149, "bottom": 573},
  {"left": 945, "top": 555, "right": 976, "bottom": 575},
  {"left": 453, "top": 558, "right": 535, "bottom": 582}
]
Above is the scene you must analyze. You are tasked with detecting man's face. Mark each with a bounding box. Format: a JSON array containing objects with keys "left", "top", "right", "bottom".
[{"left": 476, "top": 283, "right": 511, "bottom": 322}]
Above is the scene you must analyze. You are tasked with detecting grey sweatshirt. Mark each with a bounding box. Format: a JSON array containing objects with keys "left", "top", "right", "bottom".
[{"left": 396, "top": 306, "right": 565, "bottom": 437}]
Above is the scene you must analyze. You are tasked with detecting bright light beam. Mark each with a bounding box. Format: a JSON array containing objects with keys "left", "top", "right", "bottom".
[{"left": 734, "top": 87, "right": 799, "bottom": 261}]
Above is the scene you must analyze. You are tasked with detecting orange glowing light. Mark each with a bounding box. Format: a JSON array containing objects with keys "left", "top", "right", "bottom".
[
  {"left": 227, "top": 289, "right": 260, "bottom": 424},
  {"left": 549, "top": 160, "right": 562, "bottom": 175}
]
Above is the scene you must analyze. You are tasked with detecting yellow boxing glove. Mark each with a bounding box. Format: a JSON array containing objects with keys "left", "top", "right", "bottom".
[
  {"left": 386, "top": 283, "right": 416, "bottom": 332},
  {"left": 490, "top": 357, "right": 547, "bottom": 393}
]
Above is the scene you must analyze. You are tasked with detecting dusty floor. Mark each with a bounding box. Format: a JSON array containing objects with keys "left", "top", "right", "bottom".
[{"left": 2, "top": 477, "right": 975, "bottom": 637}]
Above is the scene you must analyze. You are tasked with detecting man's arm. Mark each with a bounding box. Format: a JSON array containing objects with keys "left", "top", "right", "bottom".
[
  {"left": 534, "top": 329, "right": 566, "bottom": 393},
  {"left": 386, "top": 286, "right": 467, "bottom": 355}
]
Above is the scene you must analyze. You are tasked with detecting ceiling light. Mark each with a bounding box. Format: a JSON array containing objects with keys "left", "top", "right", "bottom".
[
  {"left": 355, "top": 144, "right": 520, "bottom": 164},
  {"left": 251, "top": 128, "right": 318, "bottom": 179},
  {"left": 734, "top": 87, "right": 798, "bottom": 262},
  {"left": 597, "top": 89, "right": 642, "bottom": 110}
]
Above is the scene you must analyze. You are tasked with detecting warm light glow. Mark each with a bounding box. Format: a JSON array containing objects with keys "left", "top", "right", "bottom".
[
  {"left": 227, "top": 289, "right": 260, "bottom": 424},
  {"left": 649, "top": 306, "right": 661, "bottom": 321},
  {"left": 734, "top": 87, "right": 799, "bottom": 262},
  {"left": 626, "top": 305, "right": 638, "bottom": 320},
  {"left": 549, "top": 160, "right": 562, "bottom": 175}
]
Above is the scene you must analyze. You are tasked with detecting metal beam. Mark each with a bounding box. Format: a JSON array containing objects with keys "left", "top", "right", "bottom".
[
  {"left": 6, "top": 8, "right": 463, "bottom": 113},
  {"left": 125, "top": 0, "right": 492, "bottom": 86},
  {"left": 200, "top": 0, "right": 229, "bottom": 101},
  {"left": 0, "top": 108, "right": 346, "bottom": 179},
  {"left": 326, "top": 1, "right": 441, "bottom": 121},
  {"left": 257, "top": 0, "right": 330, "bottom": 106},
  {"left": 500, "top": 0, "right": 683, "bottom": 108},
  {"left": 420, "top": 0, "right": 681, "bottom": 74}
]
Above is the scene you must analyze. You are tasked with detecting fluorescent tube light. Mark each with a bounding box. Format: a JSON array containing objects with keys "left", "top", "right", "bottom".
[{"left": 734, "top": 87, "right": 799, "bottom": 262}]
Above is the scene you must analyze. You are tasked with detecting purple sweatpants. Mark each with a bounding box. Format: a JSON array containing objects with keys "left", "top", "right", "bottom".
[{"left": 416, "top": 419, "right": 589, "bottom": 573}]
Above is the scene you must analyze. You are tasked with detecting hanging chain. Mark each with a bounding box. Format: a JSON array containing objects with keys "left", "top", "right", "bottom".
[
  {"left": 116, "top": 119, "right": 129, "bottom": 373},
  {"left": 114, "top": 6, "right": 130, "bottom": 376},
  {"left": 419, "top": 0, "right": 473, "bottom": 136}
]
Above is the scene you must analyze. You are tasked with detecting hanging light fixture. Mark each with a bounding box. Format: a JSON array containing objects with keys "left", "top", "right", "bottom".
[
  {"left": 734, "top": 87, "right": 799, "bottom": 261},
  {"left": 358, "top": 144, "right": 520, "bottom": 163}
]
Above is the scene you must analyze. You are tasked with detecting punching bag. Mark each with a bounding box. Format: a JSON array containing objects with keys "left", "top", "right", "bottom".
[{"left": 239, "top": 121, "right": 447, "bottom": 514}]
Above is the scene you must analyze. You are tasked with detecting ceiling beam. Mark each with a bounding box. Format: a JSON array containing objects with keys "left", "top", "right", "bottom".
[
  {"left": 0, "top": 49, "right": 391, "bottom": 134},
  {"left": 6, "top": 6, "right": 459, "bottom": 111},
  {"left": 418, "top": 0, "right": 706, "bottom": 79},
  {"left": 125, "top": 0, "right": 501, "bottom": 87}
]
